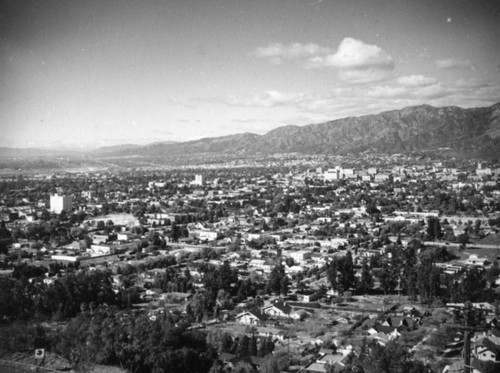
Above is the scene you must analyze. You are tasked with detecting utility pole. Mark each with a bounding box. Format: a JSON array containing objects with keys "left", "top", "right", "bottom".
[
  {"left": 448, "top": 303, "right": 486, "bottom": 373},
  {"left": 463, "top": 330, "right": 472, "bottom": 373}
]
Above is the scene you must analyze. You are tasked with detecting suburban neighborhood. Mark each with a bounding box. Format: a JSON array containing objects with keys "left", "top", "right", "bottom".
[{"left": 1, "top": 153, "right": 500, "bottom": 373}]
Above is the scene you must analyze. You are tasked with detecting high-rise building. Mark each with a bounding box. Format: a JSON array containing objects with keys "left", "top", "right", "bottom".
[
  {"left": 50, "top": 195, "right": 73, "bottom": 214},
  {"left": 193, "top": 174, "right": 204, "bottom": 186}
]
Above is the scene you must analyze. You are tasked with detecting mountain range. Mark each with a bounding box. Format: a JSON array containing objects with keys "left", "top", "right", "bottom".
[
  {"left": 2, "top": 103, "right": 500, "bottom": 163},
  {"left": 90, "top": 102, "right": 500, "bottom": 160}
]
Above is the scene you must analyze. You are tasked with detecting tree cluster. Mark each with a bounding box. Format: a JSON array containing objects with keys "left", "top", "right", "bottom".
[{"left": 57, "top": 305, "right": 216, "bottom": 373}]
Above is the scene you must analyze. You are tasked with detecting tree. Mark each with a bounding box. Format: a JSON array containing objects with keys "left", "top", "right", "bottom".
[
  {"left": 171, "top": 223, "right": 181, "bottom": 242},
  {"left": 217, "top": 261, "right": 238, "bottom": 293},
  {"left": 416, "top": 259, "right": 441, "bottom": 302},
  {"left": 352, "top": 340, "right": 429, "bottom": 373},
  {"left": 57, "top": 306, "right": 216, "bottom": 373},
  {"left": 357, "top": 259, "right": 373, "bottom": 295},
  {"left": 260, "top": 351, "right": 289, "bottom": 373},
  {"left": 221, "top": 332, "right": 234, "bottom": 353},
  {"left": 377, "top": 261, "right": 398, "bottom": 295},
  {"left": 327, "top": 251, "right": 356, "bottom": 296},
  {"left": 237, "top": 335, "right": 250, "bottom": 357},
  {"left": 474, "top": 219, "right": 481, "bottom": 236},
  {"left": 257, "top": 336, "right": 274, "bottom": 357},
  {"left": 248, "top": 334, "right": 258, "bottom": 357},
  {"left": 105, "top": 219, "right": 114, "bottom": 230},
  {"left": 366, "top": 203, "right": 380, "bottom": 216},
  {"left": 426, "top": 217, "right": 443, "bottom": 240},
  {"left": 458, "top": 267, "right": 487, "bottom": 302},
  {"left": 215, "top": 289, "right": 233, "bottom": 311},
  {"left": 266, "top": 262, "right": 288, "bottom": 296},
  {"left": 485, "top": 260, "right": 500, "bottom": 284},
  {"left": 401, "top": 246, "right": 418, "bottom": 300},
  {"left": 279, "top": 275, "right": 290, "bottom": 297},
  {"left": 187, "top": 293, "right": 207, "bottom": 323}
]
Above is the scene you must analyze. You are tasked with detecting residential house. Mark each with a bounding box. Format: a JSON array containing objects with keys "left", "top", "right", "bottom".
[
  {"left": 235, "top": 310, "right": 267, "bottom": 325},
  {"left": 466, "top": 254, "right": 489, "bottom": 267},
  {"left": 474, "top": 337, "right": 500, "bottom": 362},
  {"left": 262, "top": 301, "right": 292, "bottom": 318}
]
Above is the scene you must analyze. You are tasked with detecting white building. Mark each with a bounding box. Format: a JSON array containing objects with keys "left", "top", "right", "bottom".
[
  {"left": 50, "top": 195, "right": 72, "bottom": 214},
  {"left": 324, "top": 168, "right": 340, "bottom": 181},
  {"left": 192, "top": 174, "right": 204, "bottom": 186},
  {"left": 191, "top": 229, "right": 219, "bottom": 241},
  {"left": 476, "top": 163, "right": 492, "bottom": 177},
  {"left": 88, "top": 244, "right": 112, "bottom": 256},
  {"left": 288, "top": 250, "right": 312, "bottom": 263}
]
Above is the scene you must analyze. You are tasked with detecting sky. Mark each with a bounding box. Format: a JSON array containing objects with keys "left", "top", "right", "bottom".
[{"left": 1, "top": 0, "right": 500, "bottom": 150}]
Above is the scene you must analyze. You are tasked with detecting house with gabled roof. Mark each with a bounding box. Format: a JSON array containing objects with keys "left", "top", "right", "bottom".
[
  {"left": 235, "top": 310, "right": 267, "bottom": 325},
  {"left": 380, "top": 316, "right": 419, "bottom": 331},
  {"left": 474, "top": 336, "right": 500, "bottom": 363},
  {"left": 262, "top": 301, "right": 292, "bottom": 318},
  {"left": 368, "top": 324, "right": 396, "bottom": 336}
]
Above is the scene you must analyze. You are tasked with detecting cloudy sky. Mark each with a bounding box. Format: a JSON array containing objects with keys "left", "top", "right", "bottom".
[{"left": 1, "top": 0, "right": 500, "bottom": 149}]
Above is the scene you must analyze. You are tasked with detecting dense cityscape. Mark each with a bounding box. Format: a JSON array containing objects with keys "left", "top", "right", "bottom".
[
  {"left": 1, "top": 153, "right": 500, "bottom": 373},
  {"left": 2, "top": 1, "right": 500, "bottom": 372}
]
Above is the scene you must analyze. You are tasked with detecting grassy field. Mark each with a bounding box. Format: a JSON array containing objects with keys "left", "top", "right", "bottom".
[{"left": 477, "top": 233, "right": 500, "bottom": 246}]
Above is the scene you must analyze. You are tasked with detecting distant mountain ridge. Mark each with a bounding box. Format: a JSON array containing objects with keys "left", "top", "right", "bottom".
[
  {"left": 0, "top": 147, "right": 83, "bottom": 158},
  {"left": 2, "top": 103, "right": 500, "bottom": 161},
  {"left": 93, "top": 102, "right": 500, "bottom": 159}
]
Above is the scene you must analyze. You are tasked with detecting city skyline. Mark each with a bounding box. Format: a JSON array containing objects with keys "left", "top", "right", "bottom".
[{"left": 1, "top": 0, "right": 500, "bottom": 150}]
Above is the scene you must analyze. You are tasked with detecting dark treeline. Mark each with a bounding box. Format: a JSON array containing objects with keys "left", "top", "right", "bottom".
[{"left": 0, "top": 266, "right": 121, "bottom": 322}]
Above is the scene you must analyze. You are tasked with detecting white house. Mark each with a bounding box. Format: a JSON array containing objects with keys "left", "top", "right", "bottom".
[
  {"left": 235, "top": 310, "right": 267, "bottom": 325},
  {"left": 474, "top": 337, "right": 500, "bottom": 362},
  {"left": 261, "top": 302, "right": 292, "bottom": 318}
]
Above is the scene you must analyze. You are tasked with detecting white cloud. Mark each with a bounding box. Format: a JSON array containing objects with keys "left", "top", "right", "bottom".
[
  {"left": 255, "top": 42, "right": 331, "bottom": 64},
  {"left": 309, "top": 37, "right": 394, "bottom": 70},
  {"left": 255, "top": 38, "right": 394, "bottom": 83},
  {"left": 306, "top": 37, "right": 394, "bottom": 83},
  {"left": 435, "top": 58, "right": 472, "bottom": 69},
  {"left": 397, "top": 75, "right": 437, "bottom": 87}
]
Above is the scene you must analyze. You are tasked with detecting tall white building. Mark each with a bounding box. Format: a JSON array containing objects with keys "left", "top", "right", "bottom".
[
  {"left": 193, "top": 174, "right": 204, "bottom": 186},
  {"left": 50, "top": 195, "right": 72, "bottom": 214}
]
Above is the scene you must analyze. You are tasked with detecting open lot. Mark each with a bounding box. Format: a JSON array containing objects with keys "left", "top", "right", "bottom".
[{"left": 86, "top": 213, "right": 139, "bottom": 227}]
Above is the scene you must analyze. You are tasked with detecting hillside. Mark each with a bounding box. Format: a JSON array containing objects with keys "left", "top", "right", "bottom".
[
  {"left": 93, "top": 102, "right": 500, "bottom": 160},
  {"left": 247, "top": 103, "right": 500, "bottom": 155}
]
